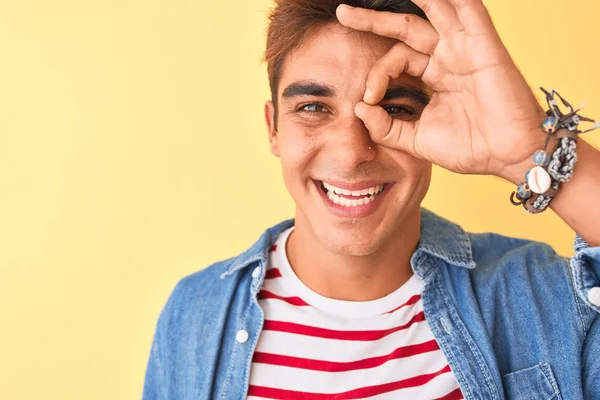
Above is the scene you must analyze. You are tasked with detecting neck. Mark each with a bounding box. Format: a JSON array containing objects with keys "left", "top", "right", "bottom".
[{"left": 286, "top": 209, "right": 421, "bottom": 301}]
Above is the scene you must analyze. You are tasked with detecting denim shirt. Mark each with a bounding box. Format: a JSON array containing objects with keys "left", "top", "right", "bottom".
[{"left": 143, "top": 208, "right": 600, "bottom": 400}]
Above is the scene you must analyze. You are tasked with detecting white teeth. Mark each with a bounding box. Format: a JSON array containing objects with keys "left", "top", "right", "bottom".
[
  {"left": 326, "top": 186, "right": 380, "bottom": 208},
  {"left": 322, "top": 181, "right": 386, "bottom": 207},
  {"left": 322, "top": 182, "right": 384, "bottom": 197}
]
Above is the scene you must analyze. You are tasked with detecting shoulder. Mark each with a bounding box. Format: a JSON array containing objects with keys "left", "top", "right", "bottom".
[
  {"left": 462, "top": 231, "right": 593, "bottom": 333},
  {"left": 467, "top": 231, "right": 567, "bottom": 274},
  {"left": 176, "top": 256, "right": 237, "bottom": 296},
  {"left": 157, "top": 219, "right": 294, "bottom": 322},
  {"left": 157, "top": 256, "right": 239, "bottom": 327},
  {"left": 465, "top": 231, "right": 572, "bottom": 295},
  {"left": 151, "top": 254, "right": 259, "bottom": 360}
]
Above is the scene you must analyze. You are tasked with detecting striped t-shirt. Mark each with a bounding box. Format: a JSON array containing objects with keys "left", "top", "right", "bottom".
[{"left": 247, "top": 226, "right": 464, "bottom": 399}]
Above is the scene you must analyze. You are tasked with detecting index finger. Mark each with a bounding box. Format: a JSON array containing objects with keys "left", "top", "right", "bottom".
[{"left": 336, "top": 5, "right": 439, "bottom": 55}]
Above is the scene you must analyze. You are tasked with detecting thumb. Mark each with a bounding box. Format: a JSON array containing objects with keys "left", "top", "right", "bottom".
[{"left": 354, "top": 101, "right": 418, "bottom": 156}]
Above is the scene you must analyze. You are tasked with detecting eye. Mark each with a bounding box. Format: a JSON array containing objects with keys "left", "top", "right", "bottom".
[
  {"left": 382, "top": 105, "right": 415, "bottom": 117},
  {"left": 298, "top": 103, "right": 330, "bottom": 114}
]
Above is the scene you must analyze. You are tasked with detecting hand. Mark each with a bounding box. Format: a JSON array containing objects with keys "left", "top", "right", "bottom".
[{"left": 336, "top": 0, "right": 548, "bottom": 179}]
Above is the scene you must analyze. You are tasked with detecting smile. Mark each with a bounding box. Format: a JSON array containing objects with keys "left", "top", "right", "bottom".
[
  {"left": 315, "top": 179, "right": 392, "bottom": 218},
  {"left": 321, "top": 181, "right": 386, "bottom": 207}
]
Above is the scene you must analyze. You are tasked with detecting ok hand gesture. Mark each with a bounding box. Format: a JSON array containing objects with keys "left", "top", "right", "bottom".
[{"left": 336, "top": 0, "right": 548, "bottom": 180}]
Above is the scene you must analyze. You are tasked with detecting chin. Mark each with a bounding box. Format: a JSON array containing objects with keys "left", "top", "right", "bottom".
[{"left": 316, "top": 222, "right": 388, "bottom": 257}]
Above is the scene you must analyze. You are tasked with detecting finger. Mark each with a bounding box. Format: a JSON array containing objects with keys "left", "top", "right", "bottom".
[
  {"left": 335, "top": 6, "right": 439, "bottom": 55},
  {"left": 399, "top": 0, "right": 464, "bottom": 36},
  {"left": 363, "top": 42, "right": 430, "bottom": 104},
  {"left": 355, "top": 102, "right": 418, "bottom": 156},
  {"left": 446, "top": 0, "right": 498, "bottom": 36}
]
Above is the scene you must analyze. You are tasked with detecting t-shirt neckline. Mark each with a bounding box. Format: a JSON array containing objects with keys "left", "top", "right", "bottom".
[{"left": 271, "top": 226, "right": 423, "bottom": 319}]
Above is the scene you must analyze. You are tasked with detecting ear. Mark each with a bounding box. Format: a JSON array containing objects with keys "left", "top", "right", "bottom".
[{"left": 264, "top": 100, "right": 280, "bottom": 157}]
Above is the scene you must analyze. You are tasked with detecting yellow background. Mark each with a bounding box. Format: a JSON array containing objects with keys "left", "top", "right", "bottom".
[{"left": 0, "top": 0, "right": 598, "bottom": 399}]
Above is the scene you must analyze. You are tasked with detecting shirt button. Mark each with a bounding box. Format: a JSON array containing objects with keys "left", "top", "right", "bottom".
[
  {"left": 236, "top": 330, "right": 249, "bottom": 343},
  {"left": 252, "top": 267, "right": 261, "bottom": 279},
  {"left": 588, "top": 287, "right": 600, "bottom": 307}
]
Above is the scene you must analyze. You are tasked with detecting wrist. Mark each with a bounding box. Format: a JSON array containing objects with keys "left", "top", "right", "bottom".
[{"left": 497, "top": 128, "right": 559, "bottom": 186}]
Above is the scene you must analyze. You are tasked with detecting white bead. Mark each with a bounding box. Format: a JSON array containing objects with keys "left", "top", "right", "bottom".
[
  {"left": 588, "top": 287, "right": 600, "bottom": 307},
  {"left": 527, "top": 166, "right": 552, "bottom": 194},
  {"left": 236, "top": 330, "right": 249, "bottom": 343},
  {"left": 252, "top": 267, "right": 261, "bottom": 279}
]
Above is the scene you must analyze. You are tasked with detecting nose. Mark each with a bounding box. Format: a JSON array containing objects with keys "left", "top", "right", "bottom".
[{"left": 326, "top": 112, "right": 376, "bottom": 170}]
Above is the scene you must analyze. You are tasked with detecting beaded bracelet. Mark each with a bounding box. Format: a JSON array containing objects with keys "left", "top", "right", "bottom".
[
  {"left": 522, "top": 130, "right": 577, "bottom": 214},
  {"left": 510, "top": 88, "right": 599, "bottom": 213}
]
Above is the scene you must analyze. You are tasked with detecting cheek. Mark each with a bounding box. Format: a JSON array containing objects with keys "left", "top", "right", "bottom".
[
  {"left": 277, "top": 128, "right": 322, "bottom": 197},
  {"left": 400, "top": 157, "right": 432, "bottom": 199},
  {"left": 379, "top": 147, "right": 428, "bottom": 179},
  {"left": 279, "top": 127, "right": 321, "bottom": 173}
]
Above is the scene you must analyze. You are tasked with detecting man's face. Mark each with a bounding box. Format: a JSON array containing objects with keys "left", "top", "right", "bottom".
[{"left": 264, "top": 23, "right": 432, "bottom": 256}]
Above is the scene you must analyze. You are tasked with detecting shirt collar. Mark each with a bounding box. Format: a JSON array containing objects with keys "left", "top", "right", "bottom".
[
  {"left": 416, "top": 207, "right": 476, "bottom": 269},
  {"left": 220, "top": 207, "right": 475, "bottom": 279}
]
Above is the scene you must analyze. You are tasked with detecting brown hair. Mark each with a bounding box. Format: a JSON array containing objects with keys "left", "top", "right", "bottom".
[{"left": 263, "top": 0, "right": 427, "bottom": 124}]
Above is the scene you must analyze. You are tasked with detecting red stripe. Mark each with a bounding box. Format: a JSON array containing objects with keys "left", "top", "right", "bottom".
[
  {"left": 252, "top": 339, "right": 439, "bottom": 371},
  {"left": 262, "top": 311, "right": 425, "bottom": 340},
  {"left": 248, "top": 364, "right": 452, "bottom": 399},
  {"left": 264, "top": 268, "right": 282, "bottom": 279},
  {"left": 258, "top": 289, "right": 309, "bottom": 306},
  {"left": 382, "top": 294, "right": 421, "bottom": 314},
  {"left": 269, "top": 244, "right": 278, "bottom": 252},
  {"left": 434, "top": 387, "right": 464, "bottom": 400}
]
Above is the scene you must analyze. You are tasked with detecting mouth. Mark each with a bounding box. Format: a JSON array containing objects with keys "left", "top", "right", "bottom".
[
  {"left": 314, "top": 179, "right": 392, "bottom": 218},
  {"left": 320, "top": 181, "right": 386, "bottom": 206}
]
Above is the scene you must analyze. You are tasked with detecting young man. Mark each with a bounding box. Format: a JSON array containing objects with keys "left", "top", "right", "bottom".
[{"left": 143, "top": 0, "right": 600, "bottom": 398}]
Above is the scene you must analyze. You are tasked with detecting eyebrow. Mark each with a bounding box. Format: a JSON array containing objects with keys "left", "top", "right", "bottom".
[
  {"left": 281, "top": 81, "right": 430, "bottom": 107},
  {"left": 383, "top": 86, "right": 430, "bottom": 107},
  {"left": 281, "top": 81, "right": 336, "bottom": 99}
]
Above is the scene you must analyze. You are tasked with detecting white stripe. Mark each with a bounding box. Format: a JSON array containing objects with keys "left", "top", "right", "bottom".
[
  {"left": 255, "top": 319, "right": 436, "bottom": 362},
  {"left": 250, "top": 375, "right": 461, "bottom": 400},
  {"left": 257, "top": 295, "right": 424, "bottom": 332},
  {"left": 368, "top": 373, "right": 462, "bottom": 399},
  {"left": 249, "top": 350, "right": 454, "bottom": 395}
]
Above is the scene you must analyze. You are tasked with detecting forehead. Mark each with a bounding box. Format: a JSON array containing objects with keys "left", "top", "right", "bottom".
[{"left": 278, "top": 22, "right": 423, "bottom": 97}]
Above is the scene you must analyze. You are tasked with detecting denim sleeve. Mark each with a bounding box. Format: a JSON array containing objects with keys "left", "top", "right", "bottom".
[
  {"left": 572, "top": 234, "right": 600, "bottom": 396},
  {"left": 570, "top": 233, "right": 600, "bottom": 315},
  {"left": 142, "top": 327, "right": 167, "bottom": 400},
  {"left": 583, "top": 313, "right": 600, "bottom": 397},
  {"left": 142, "top": 281, "right": 181, "bottom": 400}
]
